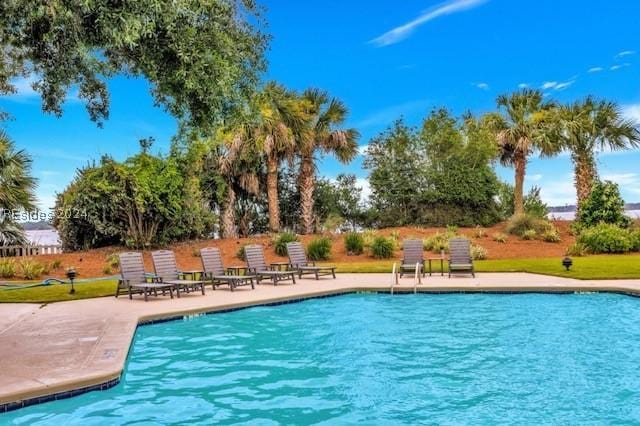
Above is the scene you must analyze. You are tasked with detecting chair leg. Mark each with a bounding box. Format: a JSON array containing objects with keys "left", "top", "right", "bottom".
[
  {"left": 176, "top": 286, "right": 181, "bottom": 298},
  {"left": 332, "top": 269, "right": 336, "bottom": 279},
  {"left": 144, "top": 288, "right": 148, "bottom": 302},
  {"left": 169, "top": 288, "right": 174, "bottom": 298},
  {"left": 201, "top": 284, "right": 205, "bottom": 295},
  {"left": 315, "top": 271, "right": 319, "bottom": 280},
  {"left": 292, "top": 273, "right": 297, "bottom": 284}
]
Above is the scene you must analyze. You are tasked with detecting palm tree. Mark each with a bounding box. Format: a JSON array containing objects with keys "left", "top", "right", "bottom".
[
  {"left": 253, "top": 82, "right": 309, "bottom": 233},
  {"left": 484, "top": 89, "right": 556, "bottom": 215},
  {"left": 553, "top": 97, "right": 640, "bottom": 206},
  {"left": 298, "top": 89, "right": 359, "bottom": 234},
  {"left": 0, "top": 131, "right": 37, "bottom": 244}
]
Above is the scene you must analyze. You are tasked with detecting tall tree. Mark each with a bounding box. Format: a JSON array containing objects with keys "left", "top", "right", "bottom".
[
  {"left": 0, "top": 0, "right": 267, "bottom": 129},
  {"left": 484, "top": 89, "right": 555, "bottom": 215},
  {"left": 0, "top": 132, "right": 37, "bottom": 245},
  {"left": 298, "top": 89, "right": 359, "bottom": 234},
  {"left": 253, "top": 82, "right": 308, "bottom": 233},
  {"left": 553, "top": 97, "right": 640, "bottom": 206}
]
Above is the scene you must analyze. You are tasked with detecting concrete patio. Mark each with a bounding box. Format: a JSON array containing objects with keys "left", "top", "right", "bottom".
[{"left": 2, "top": 272, "right": 640, "bottom": 411}]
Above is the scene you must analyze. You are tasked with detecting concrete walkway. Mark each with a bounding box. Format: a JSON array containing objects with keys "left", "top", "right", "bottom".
[{"left": 2, "top": 272, "right": 640, "bottom": 408}]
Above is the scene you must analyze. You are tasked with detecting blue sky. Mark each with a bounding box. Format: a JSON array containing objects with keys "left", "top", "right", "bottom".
[{"left": 1, "top": 0, "right": 640, "bottom": 209}]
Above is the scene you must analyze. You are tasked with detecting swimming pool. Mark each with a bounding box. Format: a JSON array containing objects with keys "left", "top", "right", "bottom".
[{"left": 4, "top": 293, "right": 640, "bottom": 424}]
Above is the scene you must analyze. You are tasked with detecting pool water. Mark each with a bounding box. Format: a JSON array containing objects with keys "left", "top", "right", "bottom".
[{"left": 4, "top": 293, "right": 640, "bottom": 425}]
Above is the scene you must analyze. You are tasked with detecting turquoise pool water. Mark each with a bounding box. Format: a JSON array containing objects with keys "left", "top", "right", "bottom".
[{"left": 4, "top": 293, "right": 640, "bottom": 425}]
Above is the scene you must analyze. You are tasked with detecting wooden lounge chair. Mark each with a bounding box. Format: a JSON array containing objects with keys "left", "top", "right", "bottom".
[
  {"left": 116, "top": 252, "right": 175, "bottom": 301},
  {"left": 244, "top": 244, "right": 297, "bottom": 285},
  {"left": 200, "top": 247, "right": 255, "bottom": 291},
  {"left": 286, "top": 242, "right": 336, "bottom": 280},
  {"left": 151, "top": 250, "right": 206, "bottom": 295},
  {"left": 399, "top": 239, "right": 425, "bottom": 278},
  {"left": 448, "top": 238, "right": 475, "bottom": 278}
]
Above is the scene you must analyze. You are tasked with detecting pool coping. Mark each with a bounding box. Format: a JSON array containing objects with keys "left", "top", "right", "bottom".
[{"left": 2, "top": 273, "right": 640, "bottom": 413}]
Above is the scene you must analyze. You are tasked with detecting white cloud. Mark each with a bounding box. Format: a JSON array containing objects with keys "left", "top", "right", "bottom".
[
  {"left": 357, "top": 144, "right": 370, "bottom": 156},
  {"left": 540, "top": 79, "right": 574, "bottom": 91},
  {"left": 587, "top": 67, "right": 603, "bottom": 73},
  {"left": 40, "top": 170, "right": 61, "bottom": 177},
  {"left": 541, "top": 81, "right": 558, "bottom": 90},
  {"left": 370, "top": 0, "right": 488, "bottom": 47},
  {"left": 474, "top": 82, "right": 489, "bottom": 90},
  {"left": 356, "top": 178, "right": 372, "bottom": 202},
  {"left": 538, "top": 174, "right": 576, "bottom": 206},
  {"left": 611, "top": 63, "right": 630, "bottom": 71},
  {"left": 602, "top": 173, "right": 638, "bottom": 186},
  {"left": 554, "top": 80, "right": 574, "bottom": 91},
  {"left": 622, "top": 104, "right": 640, "bottom": 123},
  {"left": 616, "top": 50, "right": 636, "bottom": 58},
  {"left": 528, "top": 174, "right": 543, "bottom": 182},
  {"left": 518, "top": 83, "right": 529, "bottom": 89}
]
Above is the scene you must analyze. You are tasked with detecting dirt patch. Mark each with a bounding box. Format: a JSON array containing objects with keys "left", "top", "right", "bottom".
[{"left": 11, "top": 221, "right": 581, "bottom": 281}]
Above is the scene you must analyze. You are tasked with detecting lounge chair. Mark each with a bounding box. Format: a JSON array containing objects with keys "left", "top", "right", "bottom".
[
  {"left": 399, "top": 239, "right": 425, "bottom": 278},
  {"left": 448, "top": 238, "right": 475, "bottom": 278},
  {"left": 151, "top": 250, "right": 206, "bottom": 295},
  {"left": 286, "top": 241, "right": 336, "bottom": 280},
  {"left": 116, "top": 252, "right": 175, "bottom": 301},
  {"left": 244, "top": 244, "right": 297, "bottom": 285},
  {"left": 200, "top": 247, "right": 255, "bottom": 291}
]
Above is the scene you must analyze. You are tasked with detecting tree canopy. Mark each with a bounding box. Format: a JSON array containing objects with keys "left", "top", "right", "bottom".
[{"left": 0, "top": 0, "right": 267, "bottom": 129}]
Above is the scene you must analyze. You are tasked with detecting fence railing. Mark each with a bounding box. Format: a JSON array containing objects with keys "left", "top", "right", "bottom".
[{"left": 0, "top": 245, "right": 63, "bottom": 257}]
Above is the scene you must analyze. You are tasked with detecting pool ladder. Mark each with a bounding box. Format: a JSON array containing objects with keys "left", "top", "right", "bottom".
[{"left": 390, "top": 262, "right": 422, "bottom": 294}]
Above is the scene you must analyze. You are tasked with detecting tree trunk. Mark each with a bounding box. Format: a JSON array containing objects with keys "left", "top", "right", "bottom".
[
  {"left": 299, "top": 155, "right": 315, "bottom": 234},
  {"left": 573, "top": 152, "right": 597, "bottom": 208},
  {"left": 266, "top": 155, "right": 280, "bottom": 233},
  {"left": 513, "top": 153, "right": 526, "bottom": 215},
  {"left": 221, "top": 185, "right": 238, "bottom": 239}
]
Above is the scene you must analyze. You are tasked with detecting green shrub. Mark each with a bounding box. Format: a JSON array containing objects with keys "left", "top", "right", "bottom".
[
  {"left": 103, "top": 265, "right": 113, "bottom": 275},
  {"left": 492, "top": 233, "right": 508, "bottom": 243},
  {"left": 424, "top": 229, "right": 457, "bottom": 253},
  {"left": 18, "top": 259, "right": 46, "bottom": 280},
  {"left": 566, "top": 242, "right": 587, "bottom": 257},
  {"left": 577, "top": 180, "right": 631, "bottom": 229},
  {"left": 541, "top": 229, "right": 561, "bottom": 243},
  {"left": 577, "top": 223, "right": 632, "bottom": 254},
  {"left": 236, "top": 245, "right": 246, "bottom": 261},
  {"left": 50, "top": 259, "right": 63, "bottom": 269},
  {"left": 362, "top": 230, "right": 377, "bottom": 248},
  {"left": 273, "top": 232, "right": 299, "bottom": 256},
  {"left": 307, "top": 237, "right": 332, "bottom": 261},
  {"left": 523, "top": 186, "right": 549, "bottom": 219},
  {"left": 506, "top": 213, "right": 554, "bottom": 237},
  {"left": 446, "top": 225, "right": 459, "bottom": 235},
  {"left": 191, "top": 247, "right": 201, "bottom": 257},
  {"left": 631, "top": 230, "right": 640, "bottom": 252},
  {"left": 522, "top": 229, "right": 537, "bottom": 240},
  {"left": 323, "top": 213, "right": 345, "bottom": 233},
  {"left": 0, "top": 258, "right": 16, "bottom": 278},
  {"left": 389, "top": 230, "right": 401, "bottom": 249},
  {"left": 370, "top": 236, "right": 394, "bottom": 259},
  {"left": 106, "top": 253, "right": 120, "bottom": 267},
  {"left": 344, "top": 233, "right": 364, "bottom": 255},
  {"left": 471, "top": 244, "right": 488, "bottom": 260}
]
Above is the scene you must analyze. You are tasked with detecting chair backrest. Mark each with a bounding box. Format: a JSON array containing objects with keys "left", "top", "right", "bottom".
[
  {"left": 402, "top": 239, "right": 424, "bottom": 263},
  {"left": 151, "top": 250, "right": 180, "bottom": 281},
  {"left": 244, "top": 244, "right": 267, "bottom": 271},
  {"left": 449, "top": 238, "right": 472, "bottom": 263},
  {"left": 119, "top": 252, "right": 146, "bottom": 284},
  {"left": 200, "top": 247, "right": 225, "bottom": 275},
  {"left": 286, "top": 242, "right": 308, "bottom": 266}
]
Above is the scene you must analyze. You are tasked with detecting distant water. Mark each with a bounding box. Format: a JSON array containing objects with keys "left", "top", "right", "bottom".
[
  {"left": 24, "top": 229, "right": 60, "bottom": 245},
  {"left": 549, "top": 209, "right": 640, "bottom": 220}
]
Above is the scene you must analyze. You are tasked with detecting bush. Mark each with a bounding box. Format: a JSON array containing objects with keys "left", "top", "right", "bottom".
[
  {"left": 344, "top": 233, "right": 364, "bottom": 255},
  {"left": 236, "top": 245, "right": 246, "bottom": 261},
  {"left": 471, "top": 244, "right": 487, "bottom": 260},
  {"left": 103, "top": 265, "right": 113, "bottom": 275},
  {"left": 0, "top": 258, "right": 16, "bottom": 278},
  {"left": 362, "top": 230, "right": 377, "bottom": 248},
  {"left": 541, "top": 229, "right": 561, "bottom": 243},
  {"left": 522, "top": 230, "right": 537, "bottom": 240},
  {"left": 523, "top": 186, "right": 549, "bottom": 219},
  {"left": 389, "top": 230, "right": 401, "bottom": 249},
  {"left": 106, "top": 253, "right": 120, "bottom": 268},
  {"left": 566, "top": 242, "right": 587, "bottom": 257},
  {"left": 370, "top": 236, "right": 394, "bottom": 259},
  {"left": 322, "top": 213, "right": 345, "bottom": 233},
  {"left": 307, "top": 237, "right": 332, "bottom": 261},
  {"left": 473, "top": 226, "right": 487, "bottom": 238},
  {"left": 631, "top": 230, "right": 640, "bottom": 252},
  {"left": 191, "top": 248, "right": 201, "bottom": 257},
  {"left": 577, "top": 180, "right": 631, "bottom": 229},
  {"left": 492, "top": 233, "right": 508, "bottom": 243},
  {"left": 50, "top": 259, "right": 63, "bottom": 269},
  {"left": 506, "top": 214, "right": 554, "bottom": 237},
  {"left": 273, "top": 232, "right": 298, "bottom": 256},
  {"left": 18, "top": 259, "right": 46, "bottom": 280},
  {"left": 577, "top": 223, "right": 632, "bottom": 254}
]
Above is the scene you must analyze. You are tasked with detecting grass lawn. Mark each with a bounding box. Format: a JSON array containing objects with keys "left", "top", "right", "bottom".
[
  {"left": 0, "top": 280, "right": 118, "bottom": 304},
  {"left": 2, "top": 255, "right": 640, "bottom": 303},
  {"left": 334, "top": 254, "right": 640, "bottom": 280}
]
